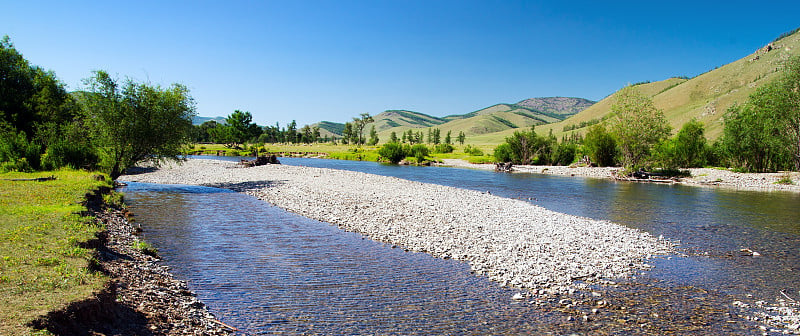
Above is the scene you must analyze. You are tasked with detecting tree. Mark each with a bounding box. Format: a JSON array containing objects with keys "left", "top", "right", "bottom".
[
  {"left": 389, "top": 131, "right": 398, "bottom": 143},
  {"left": 496, "top": 127, "right": 550, "bottom": 165},
  {"left": 610, "top": 86, "right": 671, "bottom": 169},
  {"left": 583, "top": 124, "right": 617, "bottom": 167},
  {"left": 341, "top": 122, "right": 353, "bottom": 145},
  {"left": 82, "top": 70, "right": 195, "bottom": 179},
  {"left": 432, "top": 128, "right": 441, "bottom": 145},
  {"left": 1, "top": 36, "right": 88, "bottom": 171},
  {"left": 351, "top": 113, "right": 374, "bottom": 145},
  {"left": 655, "top": 119, "right": 708, "bottom": 168},
  {"left": 445, "top": 130, "right": 452, "bottom": 144},
  {"left": 286, "top": 120, "right": 298, "bottom": 144},
  {"left": 213, "top": 110, "right": 260, "bottom": 147},
  {"left": 457, "top": 131, "right": 466, "bottom": 145},
  {"left": 367, "top": 125, "right": 379, "bottom": 145}
]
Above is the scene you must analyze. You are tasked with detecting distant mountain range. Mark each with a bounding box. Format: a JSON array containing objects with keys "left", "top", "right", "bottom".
[{"left": 312, "top": 97, "right": 595, "bottom": 139}]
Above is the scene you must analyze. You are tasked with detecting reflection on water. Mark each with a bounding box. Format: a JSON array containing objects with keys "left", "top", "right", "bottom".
[{"left": 122, "top": 182, "right": 568, "bottom": 334}]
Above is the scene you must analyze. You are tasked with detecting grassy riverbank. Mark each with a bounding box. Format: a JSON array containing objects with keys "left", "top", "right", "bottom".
[
  {"left": 189, "top": 143, "right": 497, "bottom": 164},
  {"left": 0, "top": 170, "right": 111, "bottom": 335}
]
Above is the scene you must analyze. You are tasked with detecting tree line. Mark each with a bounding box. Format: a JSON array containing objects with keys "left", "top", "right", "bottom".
[
  {"left": 493, "top": 55, "right": 800, "bottom": 174},
  {"left": 0, "top": 36, "right": 194, "bottom": 179}
]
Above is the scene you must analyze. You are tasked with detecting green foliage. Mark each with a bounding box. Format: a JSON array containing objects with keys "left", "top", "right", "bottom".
[
  {"left": 81, "top": 70, "right": 196, "bottom": 179},
  {"left": 552, "top": 142, "right": 577, "bottom": 166},
  {"left": 653, "top": 119, "right": 709, "bottom": 168},
  {"left": 210, "top": 110, "right": 261, "bottom": 147},
  {"left": 377, "top": 142, "right": 407, "bottom": 164},
  {"left": 721, "top": 56, "right": 800, "bottom": 172},
  {"left": 493, "top": 143, "right": 513, "bottom": 162},
  {"left": 776, "top": 173, "right": 794, "bottom": 185},
  {"left": 493, "top": 127, "right": 556, "bottom": 165},
  {"left": 132, "top": 240, "right": 159, "bottom": 258},
  {"left": 0, "top": 127, "right": 41, "bottom": 172},
  {"left": 409, "top": 144, "right": 429, "bottom": 162},
  {"left": 610, "top": 86, "right": 671, "bottom": 169},
  {"left": 433, "top": 143, "right": 454, "bottom": 154},
  {"left": 367, "top": 125, "right": 379, "bottom": 145},
  {"left": 582, "top": 124, "right": 617, "bottom": 167},
  {"left": 464, "top": 144, "right": 484, "bottom": 156}
]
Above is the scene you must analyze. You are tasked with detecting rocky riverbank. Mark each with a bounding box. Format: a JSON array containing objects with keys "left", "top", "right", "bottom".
[
  {"left": 120, "top": 159, "right": 674, "bottom": 295},
  {"left": 31, "top": 195, "right": 234, "bottom": 335},
  {"left": 438, "top": 159, "right": 800, "bottom": 193}
]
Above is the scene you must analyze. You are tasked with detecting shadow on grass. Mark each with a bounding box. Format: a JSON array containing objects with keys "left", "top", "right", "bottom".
[{"left": 29, "top": 282, "right": 153, "bottom": 336}]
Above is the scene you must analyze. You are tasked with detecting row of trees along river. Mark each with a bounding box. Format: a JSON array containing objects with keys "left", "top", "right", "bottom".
[{"left": 2, "top": 32, "right": 800, "bottom": 178}]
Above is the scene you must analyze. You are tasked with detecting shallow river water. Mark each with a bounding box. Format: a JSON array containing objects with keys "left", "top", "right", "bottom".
[{"left": 120, "top": 156, "right": 800, "bottom": 335}]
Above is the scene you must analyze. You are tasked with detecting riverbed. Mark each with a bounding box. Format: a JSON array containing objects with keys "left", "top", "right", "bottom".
[{"left": 119, "top": 157, "right": 800, "bottom": 334}]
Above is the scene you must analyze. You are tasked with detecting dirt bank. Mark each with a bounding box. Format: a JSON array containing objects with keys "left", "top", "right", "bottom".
[{"left": 31, "top": 194, "right": 234, "bottom": 335}]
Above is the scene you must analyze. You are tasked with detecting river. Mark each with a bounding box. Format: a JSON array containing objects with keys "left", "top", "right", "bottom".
[{"left": 120, "top": 156, "right": 800, "bottom": 334}]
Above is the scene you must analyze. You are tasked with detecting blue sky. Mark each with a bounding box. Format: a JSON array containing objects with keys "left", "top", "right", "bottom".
[{"left": 4, "top": 1, "right": 800, "bottom": 127}]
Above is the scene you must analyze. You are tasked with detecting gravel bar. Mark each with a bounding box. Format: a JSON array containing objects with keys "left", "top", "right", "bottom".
[{"left": 121, "top": 159, "right": 674, "bottom": 294}]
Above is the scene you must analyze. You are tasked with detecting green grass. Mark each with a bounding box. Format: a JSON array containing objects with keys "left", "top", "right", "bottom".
[
  {"left": 193, "top": 143, "right": 498, "bottom": 165},
  {"left": 0, "top": 170, "right": 111, "bottom": 335}
]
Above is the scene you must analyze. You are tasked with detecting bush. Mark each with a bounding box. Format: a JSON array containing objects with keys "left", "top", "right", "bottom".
[
  {"left": 377, "top": 142, "right": 408, "bottom": 164},
  {"left": 433, "top": 143, "right": 454, "bottom": 154},
  {"left": 464, "top": 145, "right": 484, "bottom": 156},
  {"left": 583, "top": 124, "right": 617, "bottom": 167},
  {"left": 409, "top": 144, "right": 429, "bottom": 162},
  {"left": 493, "top": 143, "right": 513, "bottom": 162},
  {"left": 552, "top": 143, "right": 577, "bottom": 166},
  {"left": 41, "top": 139, "right": 99, "bottom": 170},
  {"left": 0, "top": 129, "right": 41, "bottom": 172}
]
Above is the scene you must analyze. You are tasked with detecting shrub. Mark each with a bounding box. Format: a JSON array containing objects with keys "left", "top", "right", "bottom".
[
  {"left": 552, "top": 143, "right": 577, "bottom": 166},
  {"left": 433, "top": 143, "right": 454, "bottom": 154},
  {"left": 493, "top": 143, "right": 513, "bottom": 162},
  {"left": 409, "top": 144, "right": 429, "bottom": 162},
  {"left": 464, "top": 145, "right": 484, "bottom": 156},
  {"left": 377, "top": 142, "right": 408, "bottom": 164}
]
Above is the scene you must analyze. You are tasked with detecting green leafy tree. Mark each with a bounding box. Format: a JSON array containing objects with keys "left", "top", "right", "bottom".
[
  {"left": 582, "top": 124, "right": 617, "bottom": 167},
  {"left": 552, "top": 142, "right": 577, "bottom": 166},
  {"left": 0, "top": 36, "right": 88, "bottom": 171},
  {"left": 496, "top": 127, "right": 548, "bottom": 165},
  {"left": 285, "top": 120, "right": 298, "bottom": 143},
  {"left": 367, "top": 125, "right": 379, "bottom": 145},
  {"left": 350, "top": 113, "right": 374, "bottom": 145},
  {"left": 457, "top": 131, "right": 466, "bottom": 145},
  {"left": 445, "top": 130, "right": 452, "bottom": 144},
  {"left": 82, "top": 70, "right": 195, "bottom": 179},
  {"left": 341, "top": 122, "right": 353, "bottom": 145},
  {"left": 610, "top": 86, "right": 671, "bottom": 169},
  {"left": 432, "top": 128, "right": 441, "bottom": 145},
  {"left": 654, "top": 119, "right": 708, "bottom": 168},
  {"left": 721, "top": 56, "right": 800, "bottom": 172},
  {"left": 389, "top": 131, "right": 398, "bottom": 143}
]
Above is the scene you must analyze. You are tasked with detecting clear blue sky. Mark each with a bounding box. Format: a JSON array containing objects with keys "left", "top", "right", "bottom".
[{"left": 4, "top": 0, "right": 799, "bottom": 127}]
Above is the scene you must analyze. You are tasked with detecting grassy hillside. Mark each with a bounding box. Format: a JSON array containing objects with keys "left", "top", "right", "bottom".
[{"left": 534, "top": 28, "right": 800, "bottom": 141}]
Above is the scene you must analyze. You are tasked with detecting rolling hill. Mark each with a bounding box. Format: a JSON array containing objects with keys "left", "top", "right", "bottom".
[
  {"left": 311, "top": 97, "right": 594, "bottom": 141},
  {"left": 526, "top": 28, "right": 800, "bottom": 142}
]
